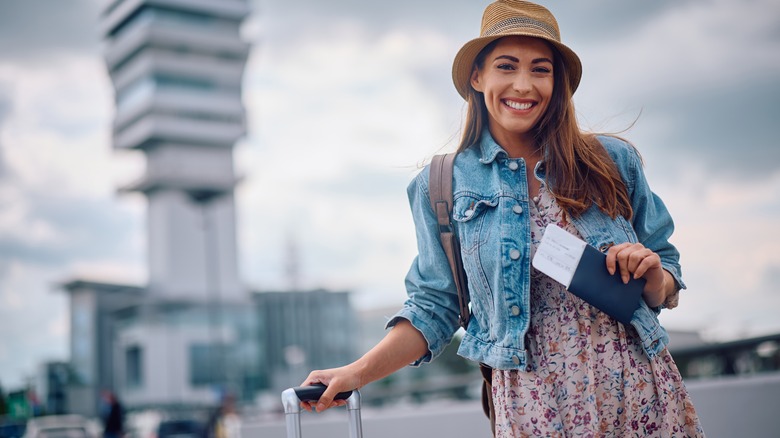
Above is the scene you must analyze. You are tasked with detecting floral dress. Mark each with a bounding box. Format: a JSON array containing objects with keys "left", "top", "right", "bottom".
[{"left": 492, "top": 181, "right": 705, "bottom": 437}]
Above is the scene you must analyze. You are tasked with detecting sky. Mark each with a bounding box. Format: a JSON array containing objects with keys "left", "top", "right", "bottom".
[{"left": 1, "top": 0, "right": 779, "bottom": 390}]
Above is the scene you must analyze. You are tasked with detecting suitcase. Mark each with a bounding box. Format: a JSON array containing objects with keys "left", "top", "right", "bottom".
[{"left": 281, "top": 384, "right": 363, "bottom": 438}]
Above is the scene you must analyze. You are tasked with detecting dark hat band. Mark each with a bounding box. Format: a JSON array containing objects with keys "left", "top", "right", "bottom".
[{"left": 483, "top": 16, "right": 560, "bottom": 41}]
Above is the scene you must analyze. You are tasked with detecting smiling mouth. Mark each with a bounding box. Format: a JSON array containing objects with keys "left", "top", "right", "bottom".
[{"left": 503, "top": 100, "right": 533, "bottom": 111}]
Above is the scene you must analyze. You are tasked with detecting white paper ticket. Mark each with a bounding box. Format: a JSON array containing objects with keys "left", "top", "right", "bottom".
[{"left": 532, "top": 224, "right": 587, "bottom": 287}]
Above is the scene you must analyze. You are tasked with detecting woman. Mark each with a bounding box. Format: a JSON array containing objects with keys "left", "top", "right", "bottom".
[{"left": 302, "top": 1, "right": 704, "bottom": 436}]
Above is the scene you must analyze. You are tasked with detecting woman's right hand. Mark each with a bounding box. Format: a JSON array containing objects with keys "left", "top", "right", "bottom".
[
  {"left": 300, "top": 362, "right": 364, "bottom": 412},
  {"left": 299, "top": 319, "right": 429, "bottom": 413}
]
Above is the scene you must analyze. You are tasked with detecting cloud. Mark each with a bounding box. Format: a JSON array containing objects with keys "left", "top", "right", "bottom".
[
  {"left": 0, "top": 88, "right": 9, "bottom": 120},
  {"left": 238, "top": 23, "right": 455, "bottom": 298},
  {"left": 0, "top": 40, "right": 144, "bottom": 386},
  {"left": 0, "top": 90, "right": 10, "bottom": 180},
  {"left": 578, "top": 0, "right": 780, "bottom": 96},
  {"left": 0, "top": 52, "right": 145, "bottom": 271},
  {"left": 0, "top": 56, "right": 146, "bottom": 196},
  {"left": 0, "top": 0, "right": 102, "bottom": 64},
  {"left": 244, "top": 0, "right": 481, "bottom": 115},
  {"left": 0, "top": 261, "right": 69, "bottom": 385},
  {"left": 550, "top": 0, "right": 680, "bottom": 43},
  {"left": 648, "top": 78, "right": 780, "bottom": 176},
  {"left": 0, "top": 192, "right": 144, "bottom": 267},
  {"left": 249, "top": 0, "right": 483, "bottom": 39},
  {"left": 656, "top": 167, "right": 780, "bottom": 338},
  {"left": 571, "top": 0, "right": 780, "bottom": 177}
]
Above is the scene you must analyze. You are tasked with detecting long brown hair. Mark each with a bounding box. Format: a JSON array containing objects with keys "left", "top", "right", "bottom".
[{"left": 456, "top": 39, "right": 633, "bottom": 220}]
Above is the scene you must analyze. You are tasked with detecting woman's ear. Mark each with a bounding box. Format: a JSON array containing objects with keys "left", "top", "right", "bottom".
[{"left": 470, "top": 67, "right": 483, "bottom": 93}]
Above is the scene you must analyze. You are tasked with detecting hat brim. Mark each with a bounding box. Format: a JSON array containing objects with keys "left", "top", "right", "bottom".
[{"left": 452, "top": 33, "right": 582, "bottom": 100}]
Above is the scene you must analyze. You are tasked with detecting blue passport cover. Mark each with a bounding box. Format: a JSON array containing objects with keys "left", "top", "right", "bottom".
[{"left": 567, "top": 244, "right": 644, "bottom": 325}]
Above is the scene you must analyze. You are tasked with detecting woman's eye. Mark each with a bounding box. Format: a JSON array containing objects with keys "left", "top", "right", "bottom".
[
  {"left": 533, "top": 67, "right": 552, "bottom": 74},
  {"left": 497, "top": 63, "right": 515, "bottom": 71}
]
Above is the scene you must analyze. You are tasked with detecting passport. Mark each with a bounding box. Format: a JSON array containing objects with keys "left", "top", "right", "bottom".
[{"left": 532, "top": 224, "right": 643, "bottom": 325}]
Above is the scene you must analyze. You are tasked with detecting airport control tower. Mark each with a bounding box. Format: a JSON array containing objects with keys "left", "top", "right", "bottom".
[
  {"left": 101, "top": 0, "right": 250, "bottom": 303},
  {"left": 85, "top": 0, "right": 260, "bottom": 409},
  {"left": 62, "top": 1, "right": 355, "bottom": 414}
]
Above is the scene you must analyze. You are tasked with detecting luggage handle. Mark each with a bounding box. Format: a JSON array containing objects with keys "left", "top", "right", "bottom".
[
  {"left": 281, "top": 384, "right": 362, "bottom": 438},
  {"left": 290, "top": 384, "right": 354, "bottom": 403}
]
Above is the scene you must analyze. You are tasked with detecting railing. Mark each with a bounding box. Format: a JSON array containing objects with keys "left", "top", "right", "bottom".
[{"left": 671, "top": 332, "right": 780, "bottom": 379}]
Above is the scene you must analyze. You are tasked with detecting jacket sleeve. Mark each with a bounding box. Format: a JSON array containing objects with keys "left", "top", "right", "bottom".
[
  {"left": 385, "top": 166, "right": 462, "bottom": 365},
  {"left": 615, "top": 138, "right": 686, "bottom": 309}
]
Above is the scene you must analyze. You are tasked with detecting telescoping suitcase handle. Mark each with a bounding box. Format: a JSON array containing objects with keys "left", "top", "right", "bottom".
[{"left": 281, "top": 384, "right": 363, "bottom": 438}]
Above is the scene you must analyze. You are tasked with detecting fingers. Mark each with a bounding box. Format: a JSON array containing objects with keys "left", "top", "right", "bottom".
[
  {"left": 299, "top": 369, "right": 352, "bottom": 412},
  {"left": 605, "top": 242, "right": 632, "bottom": 278},
  {"left": 606, "top": 243, "right": 660, "bottom": 284},
  {"left": 317, "top": 385, "right": 341, "bottom": 412},
  {"left": 633, "top": 251, "right": 661, "bottom": 279},
  {"left": 300, "top": 370, "right": 326, "bottom": 412}
]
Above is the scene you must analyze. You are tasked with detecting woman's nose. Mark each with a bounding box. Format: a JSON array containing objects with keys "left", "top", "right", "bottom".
[{"left": 512, "top": 73, "right": 532, "bottom": 93}]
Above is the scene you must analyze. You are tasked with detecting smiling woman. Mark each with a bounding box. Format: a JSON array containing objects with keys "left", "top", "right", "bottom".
[
  {"left": 0, "top": 0, "right": 775, "bottom": 414},
  {"left": 298, "top": 1, "right": 705, "bottom": 437},
  {"left": 468, "top": 36, "right": 554, "bottom": 156}
]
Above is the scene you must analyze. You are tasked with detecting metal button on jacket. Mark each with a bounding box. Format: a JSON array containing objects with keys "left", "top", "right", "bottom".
[
  {"left": 513, "top": 205, "right": 523, "bottom": 214},
  {"left": 511, "top": 305, "right": 521, "bottom": 316},
  {"left": 509, "top": 249, "right": 521, "bottom": 260},
  {"left": 508, "top": 161, "right": 519, "bottom": 171},
  {"left": 512, "top": 355, "right": 521, "bottom": 365}
]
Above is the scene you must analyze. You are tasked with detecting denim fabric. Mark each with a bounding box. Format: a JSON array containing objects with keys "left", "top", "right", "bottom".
[{"left": 387, "top": 131, "right": 685, "bottom": 370}]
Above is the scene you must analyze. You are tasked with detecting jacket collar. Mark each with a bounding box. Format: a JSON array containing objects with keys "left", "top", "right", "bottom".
[
  {"left": 475, "top": 128, "right": 548, "bottom": 179},
  {"left": 477, "top": 129, "right": 506, "bottom": 164}
]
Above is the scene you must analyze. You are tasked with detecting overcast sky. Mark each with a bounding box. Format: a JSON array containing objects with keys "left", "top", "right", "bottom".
[{"left": 1, "top": 0, "right": 779, "bottom": 389}]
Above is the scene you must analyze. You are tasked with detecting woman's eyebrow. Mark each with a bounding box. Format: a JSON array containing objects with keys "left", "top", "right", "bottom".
[
  {"left": 493, "top": 55, "right": 553, "bottom": 64},
  {"left": 494, "top": 55, "right": 520, "bottom": 63}
]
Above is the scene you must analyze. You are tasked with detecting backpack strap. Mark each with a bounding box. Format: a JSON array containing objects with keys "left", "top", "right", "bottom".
[{"left": 429, "top": 153, "right": 471, "bottom": 329}]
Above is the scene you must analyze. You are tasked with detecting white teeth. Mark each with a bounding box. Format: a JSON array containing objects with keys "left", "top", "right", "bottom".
[{"left": 504, "top": 100, "right": 532, "bottom": 110}]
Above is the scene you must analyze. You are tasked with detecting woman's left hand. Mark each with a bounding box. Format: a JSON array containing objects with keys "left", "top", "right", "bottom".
[{"left": 605, "top": 242, "right": 670, "bottom": 307}]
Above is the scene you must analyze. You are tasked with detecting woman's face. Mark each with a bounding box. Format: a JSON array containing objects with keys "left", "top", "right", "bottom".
[{"left": 470, "top": 36, "right": 554, "bottom": 151}]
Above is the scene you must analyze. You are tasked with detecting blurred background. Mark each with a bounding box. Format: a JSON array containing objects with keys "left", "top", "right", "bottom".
[{"left": 0, "top": 0, "right": 779, "bottom": 436}]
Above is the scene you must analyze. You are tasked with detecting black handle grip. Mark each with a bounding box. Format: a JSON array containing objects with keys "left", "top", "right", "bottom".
[{"left": 293, "top": 384, "right": 353, "bottom": 402}]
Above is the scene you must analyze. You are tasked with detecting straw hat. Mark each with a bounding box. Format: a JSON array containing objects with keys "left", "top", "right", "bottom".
[{"left": 452, "top": 0, "right": 582, "bottom": 100}]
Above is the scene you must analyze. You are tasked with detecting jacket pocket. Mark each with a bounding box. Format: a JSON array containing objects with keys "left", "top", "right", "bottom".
[
  {"left": 452, "top": 194, "right": 498, "bottom": 254},
  {"left": 452, "top": 194, "right": 497, "bottom": 334}
]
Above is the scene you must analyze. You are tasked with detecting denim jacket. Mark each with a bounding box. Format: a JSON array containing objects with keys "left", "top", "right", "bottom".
[{"left": 388, "top": 131, "right": 686, "bottom": 370}]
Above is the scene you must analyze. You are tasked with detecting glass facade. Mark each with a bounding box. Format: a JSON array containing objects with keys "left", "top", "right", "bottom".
[
  {"left": 110, "top": 6, "right": 241, "bottom": 40},
  {"left": 116, "top": 302, "right": 263, "bottom": 400},
  {"left": 125, "top": 345, "right": 143, "bottom": 388},
  {"left": 70, "top": 293, "right": 95, "bottom": 386},
  {"left": 254, "top": 291, "right": 357, "bottom": 392},
  {"left": 116, "top": 74, "right": 241, "bottom": 112},
  {"left": 189, "top": 343, "right": 223, "bottom": 387}
]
